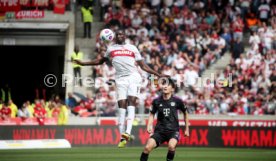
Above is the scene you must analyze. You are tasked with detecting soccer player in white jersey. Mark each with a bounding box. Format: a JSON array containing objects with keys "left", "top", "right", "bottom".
[{"left": 74, "top": 30, "right": 165, "bottom": 148}]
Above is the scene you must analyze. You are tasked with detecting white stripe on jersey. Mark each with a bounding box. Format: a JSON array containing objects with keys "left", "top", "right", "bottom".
[{"left": 104, "top": 43, "right": 143, "bottom": 78}]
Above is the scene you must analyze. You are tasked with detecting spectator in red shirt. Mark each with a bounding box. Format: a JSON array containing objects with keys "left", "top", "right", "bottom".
[
  {"left": 0, "top": 103, "right": 11, "bottom": 120},
  {"left": 34, "top": 104, "right": 47, "bottom": 126},
  {"left": 232, "top": 14, "right": 244, "bottom": 41},
  {"left": 253, "top": 100, "right": 264, "bottom": 115},
  {"left": 122, "top": 15, "right": 131, "bottom": 29},
  {"left": 235, "top": 102, "right": 246, "bottom": 115},
  {"left": 84, "top": 94, "right": 96, "bottom": 111},
  {"left": 104, "top": 7, "right": 114, "bottom": 24}
]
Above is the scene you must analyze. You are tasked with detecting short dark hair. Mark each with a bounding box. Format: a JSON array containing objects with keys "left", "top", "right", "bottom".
[
  {"left": 162, "top": 77, "right": 176, "bottom": 89},
  {"left": 116, "top": 29, "right": 125, "bottom": 34},
  {"left": 168, "top": 78, "right": 176, "bottom": 89}
]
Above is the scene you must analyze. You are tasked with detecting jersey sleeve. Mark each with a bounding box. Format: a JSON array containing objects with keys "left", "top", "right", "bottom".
[
  {"left": 177, "top": 99, "right": 187, "bottom": 113},
  {"left": 150, "top": 99, "right": 158, "bottom": 114},
  {"left": 132, "top": 45, "right": 143, "bottom": 61}
]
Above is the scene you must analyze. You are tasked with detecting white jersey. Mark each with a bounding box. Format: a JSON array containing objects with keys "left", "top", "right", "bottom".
[{"left": 104, "top": 43, "right": 143, "bottom": 78}]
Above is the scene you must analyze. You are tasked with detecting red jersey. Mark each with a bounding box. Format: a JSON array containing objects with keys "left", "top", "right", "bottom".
[
  {"left": 237, "top": 106, "right": 245, "bottom": 115},
  {"left": 0, "top": 107, "right": 11, "bottom": 118},
  {"left": 232, "top": 18, "right": 244, "bottom": 32},
  {"left": 84, "top": 99, "right": 95, "bottom": 110},
  {"left": 34, "top": 107, "right": 47, "bottom": 118},
  {"left": 34, "top": 107, "right": 46, "bottom": 125}
]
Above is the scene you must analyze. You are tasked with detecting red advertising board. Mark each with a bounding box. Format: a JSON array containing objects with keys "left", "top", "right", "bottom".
[
  {"left": 53, "top": 3, "right": 65, "bottom": 14},
  {"left": 15, "top": 10, "right": 44, "bottom": 19},
  {"left": 0, "top": 126, "right": 275, "bottom": 148},
  {"left": 1, "top": 118, "right": 275, "bottom": 127},
  {"left": 19, "top": 0, "right": 31, "bottom": 6},
  {"left": 144, "top": 119, "right": 276, "bottom": 127},
  {"left": 0, "top": 118, "right": 57, "bottom": 125},
  {"left": 32, "top": 0, "right": 49, "bottom": 6},
  {"left": 0, "top": 0, "right": 21, "bottom": 12},
  {"left": 0, "top": 0, "right": 69, "bottom": 12}
]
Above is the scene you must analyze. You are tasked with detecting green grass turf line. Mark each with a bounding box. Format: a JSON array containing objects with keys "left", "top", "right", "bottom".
[{"left": 0, "top": 147, "right": 275, "bottom": 161}]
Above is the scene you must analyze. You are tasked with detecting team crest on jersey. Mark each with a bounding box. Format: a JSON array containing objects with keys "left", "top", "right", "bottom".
[
  {"left": 170, "top": 102, "right": 175, "bottom": 106},
  {"left": 159, "top": 104, "right": 163, "bottom": 107}
]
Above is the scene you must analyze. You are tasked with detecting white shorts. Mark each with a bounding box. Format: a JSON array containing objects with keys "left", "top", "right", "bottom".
[{"left": 115, "top": 73, "right": 142, "bottom": 101}]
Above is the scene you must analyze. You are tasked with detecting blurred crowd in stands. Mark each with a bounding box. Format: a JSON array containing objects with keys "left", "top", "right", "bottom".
[
  {"left": 93, "top": 0, "right": 276, "bottom": 115},
  {"left": 1, "top": 0, "right": 276, "bottom": 119},
  {"left": 0, "top": 89, "right": 115, "bottom": 122},
  {"left": 0, "top": 94, "right": 69, "bottom": 125}
]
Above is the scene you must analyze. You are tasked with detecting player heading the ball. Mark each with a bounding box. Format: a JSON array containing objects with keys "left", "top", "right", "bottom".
[{"left": 73, "top": 29, "right": 168, "bottom": 148}]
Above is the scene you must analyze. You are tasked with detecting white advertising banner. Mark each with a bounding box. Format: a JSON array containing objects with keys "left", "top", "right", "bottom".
[{"left": 0, "top": 139, "right": 71, "bottom": 149}]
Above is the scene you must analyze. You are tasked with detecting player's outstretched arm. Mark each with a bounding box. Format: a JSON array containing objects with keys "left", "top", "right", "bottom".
[
  {"left": 137, "top": 60, "right": 166, "bottom": 77},
  {"left": 73, "top": 57, "right": 108, "bottom": 66},
  {"left": 184, "top": 110, "right": 189, "bottom": 137},
  {"left": 147, "top": 113, "right": 155, "bottom": 134}
]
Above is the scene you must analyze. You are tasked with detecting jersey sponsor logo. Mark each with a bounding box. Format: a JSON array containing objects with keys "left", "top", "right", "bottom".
[
  {"left": 170, "top": 102, "right": 175, "bottom": 106},
  {"left": 163, "top": 108, "right": 170, "bottom": 117},
  {"left": 110, "top": 50, "right": 135, "bottom": 58}
]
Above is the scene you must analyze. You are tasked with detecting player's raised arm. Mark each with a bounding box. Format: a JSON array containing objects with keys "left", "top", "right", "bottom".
[
  {"left": 73, "top": 57, "right": 108, "bottom": 66},
  {"left": 136, "top": 60, "right": 166, "bottom": 78}
]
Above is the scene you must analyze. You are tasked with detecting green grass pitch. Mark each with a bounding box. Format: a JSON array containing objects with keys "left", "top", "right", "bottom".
[{"left": 0, "top": 147, "right": 275, "bottom": 161}]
